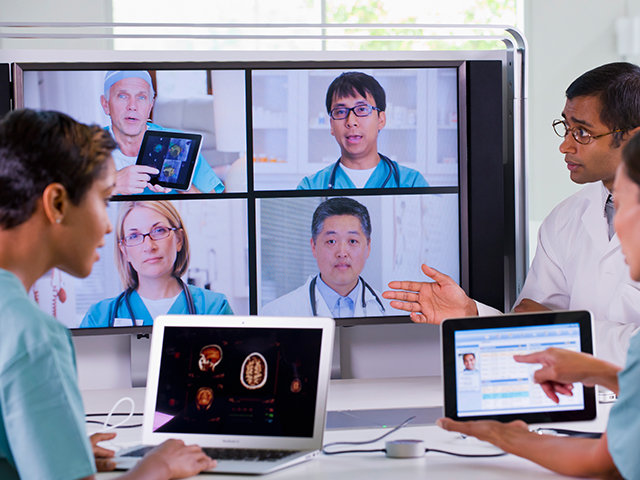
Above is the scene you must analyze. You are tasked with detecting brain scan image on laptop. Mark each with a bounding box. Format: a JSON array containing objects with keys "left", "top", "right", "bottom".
[
  {"left": 199, "top": 345, "right": 223, "bottom": 373},
  {"left": 241, "top": 352, "right": 268, "bottom": 390},
  {"left": 153, "top": 326, "right": 322, "bottom": 437}
]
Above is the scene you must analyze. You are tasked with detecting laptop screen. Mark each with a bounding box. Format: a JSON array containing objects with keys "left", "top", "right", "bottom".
[
  {"left": 454, "top": 322, "right": 584, "bottom": 417},
  {"left": 152, "top": 326, "right": 323, "bottom": 438}
]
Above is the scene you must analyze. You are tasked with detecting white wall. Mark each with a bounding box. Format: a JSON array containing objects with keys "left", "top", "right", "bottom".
[
  {"left": 0, "top": 0, "right": 113, "bottom": 50},
  {"left": 525, "top": 0, "right": 640, "bottom": 225}
]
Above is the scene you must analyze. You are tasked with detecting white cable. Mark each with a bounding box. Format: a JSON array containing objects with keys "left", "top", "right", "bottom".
[{"left": 102, "top": 396, "right": 135, "bottom": 433}]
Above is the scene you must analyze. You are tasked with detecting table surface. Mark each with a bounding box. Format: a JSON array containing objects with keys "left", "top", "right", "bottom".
[{"left": 85, "top": 376, "right": 609, "bottom": 479}]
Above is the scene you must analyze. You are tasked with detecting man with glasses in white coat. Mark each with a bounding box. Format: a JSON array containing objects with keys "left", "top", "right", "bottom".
[{"left": 384, "top": 62, "right": 640, "bottom": 368}]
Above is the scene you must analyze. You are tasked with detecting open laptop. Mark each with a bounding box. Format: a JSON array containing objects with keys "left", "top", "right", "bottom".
[
  {"left": 441, "top": 310, "right": 597, "bottom": 424},
  {"left": 115, "top": 315, "right": 335, "bottom": 475}
]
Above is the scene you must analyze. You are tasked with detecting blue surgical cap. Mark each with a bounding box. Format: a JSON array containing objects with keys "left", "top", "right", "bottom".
[{"left": 103, "top": 71, "right": 155, "bottom": 98}]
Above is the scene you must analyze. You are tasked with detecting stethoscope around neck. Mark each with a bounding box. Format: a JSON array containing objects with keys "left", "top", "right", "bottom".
[
  {"left": 109, "top": 276, "right": 196, "bottom": 327},
  {"left": 309, "top": 275, "right": 386, "bottom": 317},
  {"left": 328, "top": 153, "right": 400, "bottom": 189}
]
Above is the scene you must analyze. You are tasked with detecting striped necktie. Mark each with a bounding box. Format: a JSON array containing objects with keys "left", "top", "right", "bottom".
[{"left": 605, "top": 194, "right": 615, "bottom": 240}]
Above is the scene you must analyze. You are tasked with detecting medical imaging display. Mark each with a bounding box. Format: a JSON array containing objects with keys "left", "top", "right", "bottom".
[
  {"left": 153, "top": 326, "right": 322, "bottom": 437},
  {"left": 137, "top": 131, "right": 202, "bottom": 190}
]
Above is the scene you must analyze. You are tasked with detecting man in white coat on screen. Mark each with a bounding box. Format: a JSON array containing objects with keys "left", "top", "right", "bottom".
[
  {"left": 383, "top": 62, "right": 640, "bottom": 368},
  {"left": 261, "top": 197, "right": 388, "bottom": 318}
]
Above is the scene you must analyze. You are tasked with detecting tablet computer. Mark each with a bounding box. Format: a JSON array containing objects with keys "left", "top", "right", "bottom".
[
  {"left": 441, "top": 310, "right": 596, "bottom": 424},
  {"left": 136, "top": 130, "right": 203, "bottom": 191}
]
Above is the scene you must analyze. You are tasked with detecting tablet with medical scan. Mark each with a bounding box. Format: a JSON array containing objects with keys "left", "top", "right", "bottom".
[
  {"left": 136, "top": 130, "right": 203, "bottom": 191},
  {"left": 441, "top": 311, "right": 596, "bottom": 424}
]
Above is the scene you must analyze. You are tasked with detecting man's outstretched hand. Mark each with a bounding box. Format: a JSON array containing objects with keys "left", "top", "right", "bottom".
[{"left": 382, "top": 264, "right": 478, "bottom": 324}]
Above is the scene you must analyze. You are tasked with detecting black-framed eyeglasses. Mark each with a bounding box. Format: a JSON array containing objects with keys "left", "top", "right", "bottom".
[
  {"left": 329, "top": 104, "right": 381, "bottom": 120},
  {"left": 120, "top": 226, "right": 179, "bottom": 247},
  {"left": 552, "top": 119, "right": 629, "bottom": 145}
]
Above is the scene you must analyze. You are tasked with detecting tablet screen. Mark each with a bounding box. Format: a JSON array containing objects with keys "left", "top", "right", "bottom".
[
  {"left": 442, "top": 311, "right": 596, "bottom": 423},
  {"left": 136, "top": 130, "right": 203, "bottom": 191}
]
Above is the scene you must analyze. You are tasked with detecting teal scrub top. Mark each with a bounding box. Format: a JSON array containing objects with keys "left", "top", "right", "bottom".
[
  {"left": 0, "top": 269, "right": 95, "bottom": 480},
  {"left": 107, "top": 122, "right": 224, "bottom": 194},
  {"left": 80, "top": 284, "right": 233, "bottom": 328},
  {"left": 296, "top": 155, "right": 429, "bottom": 190},
  {"left": 607, "top": 330, "right": 640, "bottom": 479}
]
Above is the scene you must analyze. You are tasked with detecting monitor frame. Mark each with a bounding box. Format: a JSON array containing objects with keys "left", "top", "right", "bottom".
[{"left": 10, "top": 52, "right": 519, "bottom": 335}]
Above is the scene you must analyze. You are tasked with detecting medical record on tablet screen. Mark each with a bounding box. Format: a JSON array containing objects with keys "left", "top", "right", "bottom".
[{"left": 441, "top": 311, "right": 596, "bottom": 424}]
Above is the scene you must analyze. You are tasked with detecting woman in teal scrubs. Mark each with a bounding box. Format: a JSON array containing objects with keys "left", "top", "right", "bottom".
[
  {"left": 437, "top": 131, "right": 640, "bottom": 479},
  {"left": 0, "top": 110, "right": 215, "bottom": 479},
  {"left": 81, "top": 200, "right": 233, "bottom": 328}
]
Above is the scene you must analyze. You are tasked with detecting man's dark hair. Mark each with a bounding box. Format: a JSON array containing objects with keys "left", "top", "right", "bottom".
[
  {"left": 0, "top": 109, "right": 116, "bottom": 229},
  {"left": 325, "top": 72, "right": 386, "bottom": 114},
  {"left": 311, "top": 197, "right": 371, "bottom": 243},
  {"left": 566, "top": 62, "right": 640, "bottom": 147},
  {"left": 622, "top": 131, "right": 640, "bottom": 189}
]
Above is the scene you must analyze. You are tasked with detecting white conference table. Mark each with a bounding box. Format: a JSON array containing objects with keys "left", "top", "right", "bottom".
[{"left": 85, "top": 377, "right": 609, "bottom": 480}]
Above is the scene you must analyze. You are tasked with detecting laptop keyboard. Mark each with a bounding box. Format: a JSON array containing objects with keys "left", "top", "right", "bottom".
[{"left": 123, "top": 446, "right": 300, "bottom": 462}]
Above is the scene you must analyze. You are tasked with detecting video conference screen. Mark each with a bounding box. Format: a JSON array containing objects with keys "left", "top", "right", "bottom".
[
  {"left": 15, "top": 61, "right": 464, "bottom": 332},
  {"left": 152, "top": 326, "right": 322, "bottom": 437}
]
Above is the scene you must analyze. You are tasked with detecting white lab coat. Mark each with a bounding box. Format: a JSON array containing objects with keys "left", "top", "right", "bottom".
[
  {"left": 478, "top": 181, "right": 640, "bottom": 366},
  {"left": 260, "top": 275, "right": 388, "bottom": 318}
]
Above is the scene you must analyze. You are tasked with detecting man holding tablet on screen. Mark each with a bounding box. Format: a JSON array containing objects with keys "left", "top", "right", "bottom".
[
  {"left": 100, "top": 70, "right": 224, "bottom": 195},
  {"left": 297, "top": 72, "right": 428, "bottom": 190},
  {"left": 261, "top": 197, "right": 388, "bottom": 317}
]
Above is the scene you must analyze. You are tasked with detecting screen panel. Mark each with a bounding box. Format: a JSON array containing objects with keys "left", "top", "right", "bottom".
[
  {"left": 442, "top": 311, "right": 596, "bottom": 424},
  {"left": 10, "top": 58, "right": 502, "bottom": 334}
]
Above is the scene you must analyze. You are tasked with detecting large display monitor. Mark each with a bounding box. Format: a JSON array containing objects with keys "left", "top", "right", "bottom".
[{"left": 12, "top": 58, "right": 508, "bottom": 335}]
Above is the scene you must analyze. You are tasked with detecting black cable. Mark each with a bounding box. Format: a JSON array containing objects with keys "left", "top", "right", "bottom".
[
  {"left": 542, "top": 428, "right": 602, "bottom": 439},
  {"left": 426, "top": 448, "right": 507, "bottom": 458},
  {"left": 324, "top": 449, "right": 386, "bottom": 455},
  {"left": 322, "top": 447, "right": 507, "bottom": 458},
  {"left": 85, "top": 420, "right": 143, "bottom": 428},
  {"left": 85, "top": 413, "right": 143, "bottom": 417}
]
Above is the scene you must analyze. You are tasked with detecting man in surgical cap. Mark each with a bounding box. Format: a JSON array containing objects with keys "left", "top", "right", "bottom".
[{"left": 100, "top": 70, "right": 224, "bottom": 195}]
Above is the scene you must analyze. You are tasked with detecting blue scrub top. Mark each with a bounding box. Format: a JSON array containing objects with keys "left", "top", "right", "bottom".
[
  {"left": 0, "top": 269, "right": 95, "bottom": 480},
  {"left": 607, "top": 331, "right": 640, "bottom": 479},
  {"left": 107, "top": 122, "right": 225, "bottom": 194},
  {"left": 296, "top": 155, "right": 429, "bottom": 190},
  {"left": 81, "top": 284, "right": 233, "bottom": 328}
]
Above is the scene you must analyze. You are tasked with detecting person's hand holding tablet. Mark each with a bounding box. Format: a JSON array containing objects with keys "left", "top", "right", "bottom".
[{"left": 115, "top": 164, "right": 171, "bottom": 195}]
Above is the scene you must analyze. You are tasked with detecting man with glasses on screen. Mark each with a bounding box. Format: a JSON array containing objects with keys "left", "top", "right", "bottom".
[
  {"left": 100, "top": 70, "right": 224, "bottom": 195},
  {"left": 296, "top": 72, "right": 428, "bottom": 190},
  {"left": 384, "top": 62, "right": 640, "bottom": 367},
  {"left": 261, "top": 197, "right": 388, "bottom": 318}
]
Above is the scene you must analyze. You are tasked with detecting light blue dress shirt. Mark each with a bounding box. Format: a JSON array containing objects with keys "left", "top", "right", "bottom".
[
  {"left": 315, "top": 275, "right": 360, "bottom": 318},
  {"left": 0, "top": 269, "right": 95, "bottom": 480}
]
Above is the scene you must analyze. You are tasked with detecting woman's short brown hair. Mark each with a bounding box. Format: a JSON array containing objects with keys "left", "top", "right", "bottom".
[{"left": 0, "top": 109, "right": 116, "bottom": 229}]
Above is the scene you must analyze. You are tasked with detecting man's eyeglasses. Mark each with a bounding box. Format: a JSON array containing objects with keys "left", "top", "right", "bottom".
[
  {"left": 552, "top": 119, "right": 629, "bottom": 145},
  {"left": 120, "top": 226, "right": 179, "bottom": 247},
  {"left": 329, "top": 104, "right": 381, "bottom": 121}
]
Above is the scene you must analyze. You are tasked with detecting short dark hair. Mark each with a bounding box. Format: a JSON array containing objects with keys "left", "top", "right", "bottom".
[
  {"left": 0, "top": 109, "right": 116, "bottom": 229},
  {"left": 311, "top": 197, "right": 371, "bottom": 243},
  {"left": 325, "top": 72, "right": 386, "bottom": 114},
  {"left": 566, "top": 62, "right": 640, "bottom": 147},
  {"left": 622, "top": 131, "right": 640, "bottom": 189}
]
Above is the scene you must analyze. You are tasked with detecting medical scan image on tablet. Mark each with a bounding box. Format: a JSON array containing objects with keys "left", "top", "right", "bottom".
[
  {"left": 137, "top": 130, "right": 203, "bottom": 191},
  {"left": 442, "top": 312, "right": 596, "bottom": 423}
]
